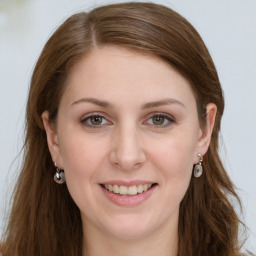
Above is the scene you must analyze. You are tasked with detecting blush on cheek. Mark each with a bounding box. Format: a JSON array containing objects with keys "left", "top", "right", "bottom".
[
  {"left": 151, "top": 140, "right": 194, "bottom": 177},
  {"left": 60, "top": 138, "right": 90, "bottom": 166}
]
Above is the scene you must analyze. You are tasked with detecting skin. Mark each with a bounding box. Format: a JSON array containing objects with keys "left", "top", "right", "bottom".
[{"left": 42, "top": 46, "right": 216, "bottom": 256}]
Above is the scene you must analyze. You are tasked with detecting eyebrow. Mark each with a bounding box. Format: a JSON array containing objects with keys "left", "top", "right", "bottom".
[
  {"left": 71, "top": 98, "right": 113, "bottom": 108},
  {"left": 142, "top": 98, "right": 185, "bottom": 109},
  {"left": 71, "top": 97, "right": 185, "bottom": 109}
]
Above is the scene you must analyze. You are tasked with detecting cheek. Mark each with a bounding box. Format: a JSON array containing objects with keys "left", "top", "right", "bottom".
[
  {"left": 148, "top": 132, "right": 196, "bottom": 197},
  {"left": 57, "top": 132, "right": 109, "bottom": 213},
  {"left": 151, "top": 136, "right": 195, "bottom": 174},
  {"left": 58, "top": 131, "right": 108, "bottom": 181}
]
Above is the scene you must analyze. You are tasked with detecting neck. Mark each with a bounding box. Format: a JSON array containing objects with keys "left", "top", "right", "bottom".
[{"left": 82, "top": 216, "right": 178, "bottom": 256}]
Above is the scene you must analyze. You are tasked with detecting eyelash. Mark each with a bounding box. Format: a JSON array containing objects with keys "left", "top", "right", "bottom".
[
  {"left": 81, "top": 112, "right": 175, "bottom": 128},
  {"left": 144, "top": 113, "right": 175, "bottom": 127},
  {"left": 81, "top": 113, "right": 111, "bottom": 128}
]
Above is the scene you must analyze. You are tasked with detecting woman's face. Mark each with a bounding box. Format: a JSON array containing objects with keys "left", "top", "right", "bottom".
[{"left": 43, "top": 46, "right": 214, "bottom": 240}]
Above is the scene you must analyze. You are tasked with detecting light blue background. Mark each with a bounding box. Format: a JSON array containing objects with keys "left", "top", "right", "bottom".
[{"left": 0, "top": 0, "right": 255, "bottom": 252}]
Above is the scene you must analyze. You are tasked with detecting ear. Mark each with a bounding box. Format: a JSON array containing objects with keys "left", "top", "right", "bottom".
[
  {"left": 194, "top": 103, "right": 217, "bottom": 163},
  {"left": 41, "top": 111, "right": 63, "bottom": 168}
]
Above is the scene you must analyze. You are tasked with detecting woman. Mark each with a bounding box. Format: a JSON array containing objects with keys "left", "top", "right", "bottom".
[{"left": 0, "top": 2, "right": 251, "bottom": 256}]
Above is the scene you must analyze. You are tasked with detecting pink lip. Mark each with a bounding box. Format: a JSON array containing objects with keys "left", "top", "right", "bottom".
[
  {"left": 101, "top": 180, "right": 156, "bottom": 186},
  {"left": 99, "top": 183, "right": 158, "bottom": 207}
]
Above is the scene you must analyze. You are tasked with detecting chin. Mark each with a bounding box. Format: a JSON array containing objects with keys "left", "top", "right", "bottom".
[{"left": 100, "top": 212, "right": 160, "bottom": 240}]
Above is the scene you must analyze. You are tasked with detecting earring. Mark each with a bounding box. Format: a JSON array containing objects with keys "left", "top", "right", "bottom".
[
  {"left": 193, "top": 153, "right": 203, "bottom": 178},
  {"left": 54, "top": 162, "right": 66, "bottom": 184}
]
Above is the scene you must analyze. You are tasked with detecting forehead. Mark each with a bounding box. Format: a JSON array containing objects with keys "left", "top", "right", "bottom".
[{"left": 61, "top": 46, "right": 195, "bottom": 108}]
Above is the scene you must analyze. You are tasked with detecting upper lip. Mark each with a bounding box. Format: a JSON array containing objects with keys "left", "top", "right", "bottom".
[{"left": 100, "top": 180, "right": 157, "bottom": 186}]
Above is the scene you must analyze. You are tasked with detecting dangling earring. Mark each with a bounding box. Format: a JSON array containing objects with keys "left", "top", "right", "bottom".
[
  {"left": 54, "top": 162, "right": 66, "bottom": 184},
  {"left": 193, "top": 153, "right": 203, "bottom": 178}
]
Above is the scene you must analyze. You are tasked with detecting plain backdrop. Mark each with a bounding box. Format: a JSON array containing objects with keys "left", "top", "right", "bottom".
[{"left": 0, "top": 0, "right": 255, "bottom": 252}]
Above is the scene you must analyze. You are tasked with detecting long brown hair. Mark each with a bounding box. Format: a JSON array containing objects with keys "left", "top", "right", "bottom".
[{"left": 1, "top": 2, "right": 250, "bottom": 256}]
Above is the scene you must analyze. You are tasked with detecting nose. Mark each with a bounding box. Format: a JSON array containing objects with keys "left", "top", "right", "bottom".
[{"left": 109, "top": 125, "right": 146, "bottom": 171}]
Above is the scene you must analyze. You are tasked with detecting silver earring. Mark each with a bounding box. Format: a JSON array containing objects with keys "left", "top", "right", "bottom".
[
  {"left": 54, "top": 162, "right": 66, "bottom": 184},
  {"left": 193, "top": 153, "right": 203, "bottom": 178}
]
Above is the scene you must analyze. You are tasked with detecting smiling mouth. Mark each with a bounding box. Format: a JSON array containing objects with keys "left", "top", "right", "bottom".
[{"left": 101, "top": 183, "right": 157, "bottom": 196}]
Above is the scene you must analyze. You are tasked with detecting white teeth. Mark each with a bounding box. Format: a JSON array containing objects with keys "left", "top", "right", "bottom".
[
  {"left": 113, "top": 185, "right": 119, "bottom": 194},
  {"left": 103, "top": 184, "right": 154, "bottom": 195},
  {"left": 137, "top": 184, "right": 144, "bottom": 193},
  {"left": 128, "top": 185, "right": 137, "bottom": 195},
  {"left": 119, "top": 185, "right": 128, "bottom": 195}
]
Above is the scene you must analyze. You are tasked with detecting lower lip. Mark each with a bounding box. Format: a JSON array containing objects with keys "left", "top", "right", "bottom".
[{"left": 100, "top": 185, "right": 157, "bottom": 207}]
